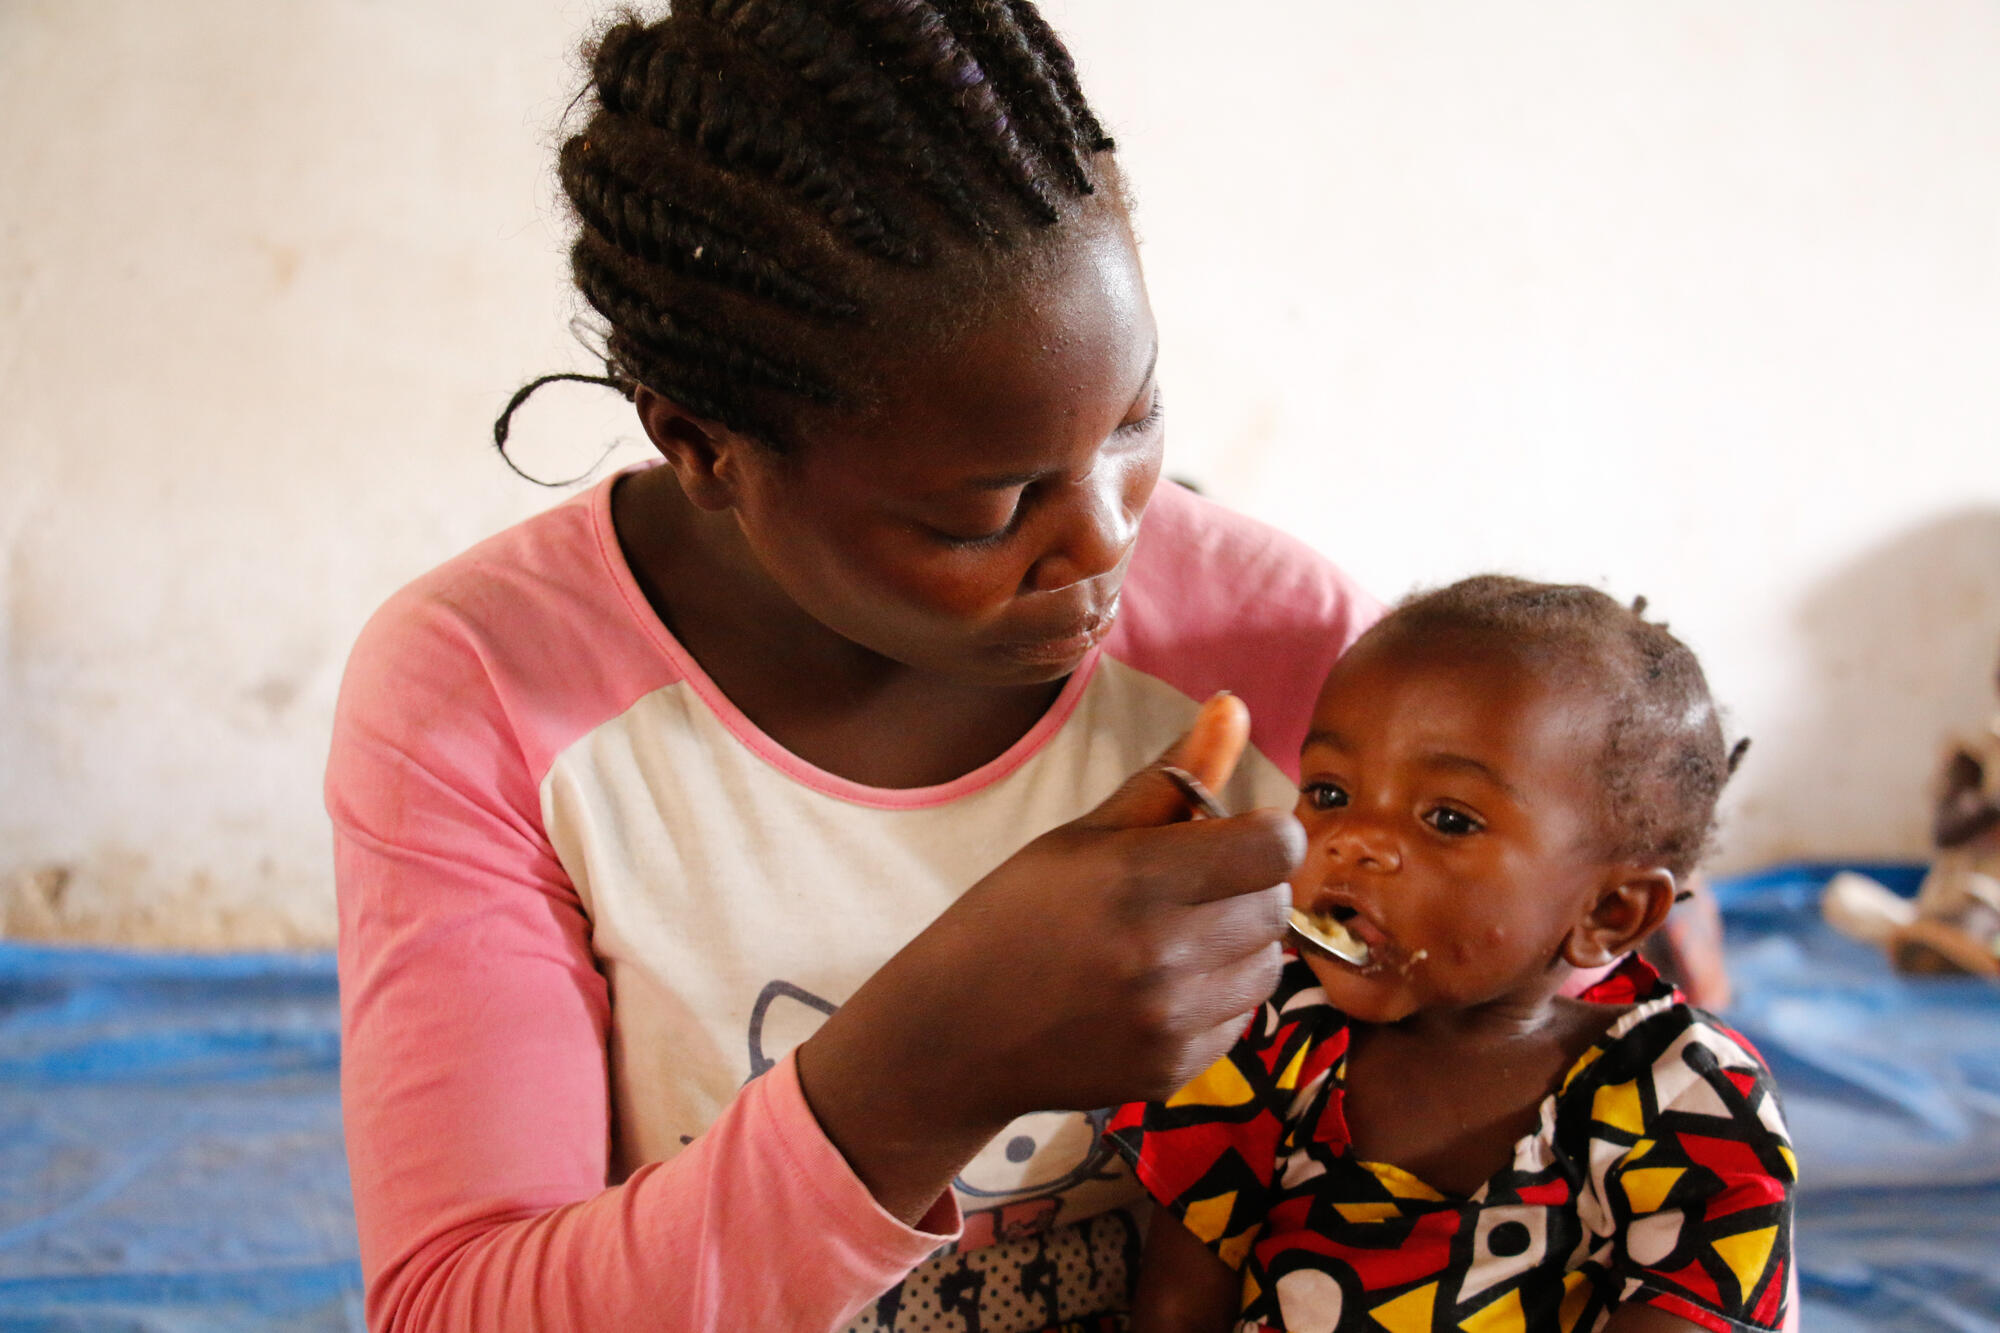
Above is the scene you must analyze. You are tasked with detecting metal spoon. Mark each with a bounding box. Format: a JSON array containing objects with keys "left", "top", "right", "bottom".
[{"left": 1158, "top": 766, "right": 1371, "bottom": 967}]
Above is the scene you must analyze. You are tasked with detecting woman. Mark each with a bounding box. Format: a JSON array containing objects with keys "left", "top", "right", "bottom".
[{"left": 328, "top": 4, "right": 1377, "bottom": 1328}]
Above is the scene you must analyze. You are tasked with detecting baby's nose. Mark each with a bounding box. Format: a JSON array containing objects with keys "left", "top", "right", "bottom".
[{"left": 1328, "top": 820, "right": 1402, "bottom": 873}]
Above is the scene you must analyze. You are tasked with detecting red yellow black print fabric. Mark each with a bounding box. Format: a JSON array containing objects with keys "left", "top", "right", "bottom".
[{"left": 1107, "top": 957, "right": 1794, "bottom": 1333}]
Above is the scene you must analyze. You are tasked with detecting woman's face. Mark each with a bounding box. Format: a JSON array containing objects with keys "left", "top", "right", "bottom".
[{"left": 721, "top": 215, "right": 1164, "bottom": 686}]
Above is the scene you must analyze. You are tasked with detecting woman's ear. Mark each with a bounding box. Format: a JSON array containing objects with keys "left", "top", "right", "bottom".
[
  {"left": 1563, "top": 867, "right": 1677, "bottom": 969},
  {"left": 634, "top": 385, "right": 753, "bottom": 512}
]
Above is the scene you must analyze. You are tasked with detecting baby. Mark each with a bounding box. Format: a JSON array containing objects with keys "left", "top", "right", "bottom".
[{"left": 1110, "top": 576, "right": 1794, "bottom": 1333}]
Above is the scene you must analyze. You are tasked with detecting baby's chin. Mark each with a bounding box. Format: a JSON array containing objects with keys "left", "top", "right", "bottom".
[{"left": 1299, "top": 950, "right": 1422, "bottom": 1024}]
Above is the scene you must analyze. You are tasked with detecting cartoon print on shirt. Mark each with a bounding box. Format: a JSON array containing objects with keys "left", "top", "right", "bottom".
[
  {"left": 746, "top": 979, "right": 837, "bottom": 1079},
  {"left": 746, "top": 979, "right": 1127, "bottom": 1229},
  {"left": 750, "top": 979, "right": 1146, "bottom": 1331}
]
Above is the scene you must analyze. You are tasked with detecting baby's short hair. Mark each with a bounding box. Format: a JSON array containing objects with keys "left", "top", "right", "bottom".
[{"left": 1375, "top": 575, "right": 1741, "bottom": 878}]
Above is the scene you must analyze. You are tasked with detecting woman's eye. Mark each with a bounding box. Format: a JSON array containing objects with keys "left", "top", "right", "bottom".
[
  {"left": 929, "top": 496, "right": 1025, "bottom": 547},
  {"left": 1423, "top": 806, "right": 1483, "bottom": 836},
  {"left": 931, "top": 522, "right": 1012, "bottom": 548},
  {"left": 1118, "top": 388, "right": 1165, "bottom": 435},
  {"left": 1301, "top": 781, "right": 1348, "bottom": 812}
]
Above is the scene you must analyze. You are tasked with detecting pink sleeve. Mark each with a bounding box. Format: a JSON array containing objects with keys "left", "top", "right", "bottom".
[
  {"left": 329, "top": 578, "right": 956, "bottom": 1332},
  {"left": 1109, "top": 483, "right": 1385, "bottom": 782}
]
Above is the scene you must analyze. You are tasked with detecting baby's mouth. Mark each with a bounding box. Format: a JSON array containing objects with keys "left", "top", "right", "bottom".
[
  {"left": 1289, "top": 904, "right": 1429, "bottom": 977},
  {"left": 1289, "top": 904, "right": 1372, "bottom": 967}
]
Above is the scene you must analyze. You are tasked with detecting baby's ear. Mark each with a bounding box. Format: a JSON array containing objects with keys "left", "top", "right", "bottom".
[{"left": 1563, "top": 867, "right": 1676, "bottom": 969}]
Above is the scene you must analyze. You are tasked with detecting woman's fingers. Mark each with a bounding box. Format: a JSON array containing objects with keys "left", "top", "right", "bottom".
[
  {"left": 827, "top": 691, "right": 1300, "bottom": 1133},
  {"left": 1173, "top": 691, "right": 1250, "bottom": 796},
  {"left": 1080, "top": 693, "right": 1253, "bottom": 832},
  {"left": 1170, "top": 881, "right": 1292, "bottom": 967},
  {"left": 1121, "top": 809, "right": 1306, "bottom": 908},
  {"left": 1151, "top": 960, "right": 1287, "bottom": 1099}
]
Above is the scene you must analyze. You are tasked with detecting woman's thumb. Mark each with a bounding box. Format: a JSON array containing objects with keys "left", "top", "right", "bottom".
[
  {"left": 1169, "top": 691, "right": 1251, "bottom": 794},
  {"left": 1082, "top": 693, "right": 1252, "bottom": 830}
]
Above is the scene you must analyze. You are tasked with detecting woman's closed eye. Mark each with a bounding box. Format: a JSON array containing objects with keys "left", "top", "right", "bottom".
[
  {"left": 927, "top": 492, "right": 1027, "bottom": 548},
  {"left": 1422, "top": 805, "right": 1484, "bottom": 836},
  {"left": 1119, "top": 388, "right": 1165, "bottom": 436}
]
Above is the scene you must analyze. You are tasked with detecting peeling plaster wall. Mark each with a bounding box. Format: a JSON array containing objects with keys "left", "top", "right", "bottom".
[{"left": 3, "top": 1, "right": 1997, "bottom": 947}]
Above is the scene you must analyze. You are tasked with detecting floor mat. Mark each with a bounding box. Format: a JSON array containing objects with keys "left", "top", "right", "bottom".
[
  {"left": 0, "top": 946, "right": 360, "bottom": 1330},
  {"left": 1715, "top": 863, "right": 2000, "bottom": 1331},
  {"left": 0, "top": 863, "right": 1995, "bottom": 1329}
]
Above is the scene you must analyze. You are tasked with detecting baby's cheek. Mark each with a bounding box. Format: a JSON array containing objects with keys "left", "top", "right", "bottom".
[{"left": 1446, "top": 921, "right": 1509, "bottom": 968}]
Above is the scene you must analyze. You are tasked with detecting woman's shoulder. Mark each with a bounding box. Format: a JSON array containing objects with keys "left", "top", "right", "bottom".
[
  {"left": 331, "top": 472, "right": 682, "bottom": 790},
  {"left": 1124, "top": 481, "right": 1378, "bottom": 624},
  {"left": 360, "top": 476, "right": 630, "bottom": 651},
  {"left": 1107, "top": 483, "right": 1384, "bottom": 778}
]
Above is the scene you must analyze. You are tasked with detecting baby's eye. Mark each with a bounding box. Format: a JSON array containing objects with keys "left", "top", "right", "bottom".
[
  {"left": 1423, "top": 806, "right": 1483, "bottom": 836},
  {"left": 1301, "top": 781, "right": 1349, "bottom": 812}
]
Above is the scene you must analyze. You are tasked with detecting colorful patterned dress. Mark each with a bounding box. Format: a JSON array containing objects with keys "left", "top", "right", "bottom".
[{"left": 1107, "top": 958, "right": 1794, "bottom": 1333}]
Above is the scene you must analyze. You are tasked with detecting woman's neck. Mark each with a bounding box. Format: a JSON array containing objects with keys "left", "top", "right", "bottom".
[{"left": 611, "top": 467, "right": 1065, "bottom": 789}]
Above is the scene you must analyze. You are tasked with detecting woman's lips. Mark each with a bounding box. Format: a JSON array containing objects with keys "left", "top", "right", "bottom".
[{"left": 999, "top": 608, "right": 1116, "bottom": 665}]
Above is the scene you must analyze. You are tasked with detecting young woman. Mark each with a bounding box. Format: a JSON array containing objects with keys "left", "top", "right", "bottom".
[{"left": 328, "top": 5, "right": 1377, "bottom": 1329}]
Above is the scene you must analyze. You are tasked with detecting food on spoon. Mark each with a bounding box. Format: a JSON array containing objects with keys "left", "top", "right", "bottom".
[{"left": 1288, "top": 908, "right": 1371, "bottom": 966}]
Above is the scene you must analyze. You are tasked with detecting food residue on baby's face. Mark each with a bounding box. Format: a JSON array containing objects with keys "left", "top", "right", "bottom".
[{"left": 1289, "top": 907, "right": 1371, "bottom": 966}]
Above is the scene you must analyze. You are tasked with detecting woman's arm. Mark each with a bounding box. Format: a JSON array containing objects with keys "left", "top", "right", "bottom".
[
  {"left": 332, "top": 595, "right": 963, "bottom": 1331},
  {"left": 335, "top": 794, "right": 958, "bottom": 1332},
  {"left": 1126, "top": 1210, "right": 1242, "bottom": 1333}
]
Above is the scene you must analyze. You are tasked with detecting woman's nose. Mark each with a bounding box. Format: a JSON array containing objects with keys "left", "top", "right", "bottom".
[
  {"left": 1023, "top": 467, "right": 1142, "bottom": 593},
  {"left": 1326, "top": 818, "right": 1402, "bottom": 873}
]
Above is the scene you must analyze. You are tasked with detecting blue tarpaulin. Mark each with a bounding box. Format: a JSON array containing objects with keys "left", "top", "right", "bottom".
[
  {"left": 0, "top": 947, "right": 360, "bottom": 1330},
  {"left": 0, "top": 863, "right": 1995, "bottom": 1330}
]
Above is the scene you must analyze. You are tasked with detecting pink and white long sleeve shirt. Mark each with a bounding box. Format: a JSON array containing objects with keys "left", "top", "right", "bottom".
[{"left": 327, "top": 472, "right": 1380, "bottom": 1332}]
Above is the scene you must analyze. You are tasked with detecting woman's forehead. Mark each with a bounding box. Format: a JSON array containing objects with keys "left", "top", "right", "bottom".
[{"left": 811, "top": 220, "right": 1157, "bottom": 486}]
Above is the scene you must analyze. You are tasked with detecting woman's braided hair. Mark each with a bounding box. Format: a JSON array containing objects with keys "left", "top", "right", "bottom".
[
  {"left": 1382, "top": 576, "right": 1748, "bottom": 878},
  {"left": 525, "top": 0, "right": 1118, "bottom": 454}
]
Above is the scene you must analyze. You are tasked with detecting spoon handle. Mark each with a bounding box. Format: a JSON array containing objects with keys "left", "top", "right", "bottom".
[{"left": 1159, "top": 766, "right": 1228, "bottom": 821}]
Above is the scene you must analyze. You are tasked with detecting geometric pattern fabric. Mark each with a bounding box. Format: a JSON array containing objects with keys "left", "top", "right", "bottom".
[{"left": 1108, "top": 956, "right": 1793, "bottom": 1332}]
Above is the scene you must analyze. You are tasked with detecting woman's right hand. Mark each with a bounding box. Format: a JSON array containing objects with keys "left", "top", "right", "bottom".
[{"left": 795, "top": 694, "right": 1306, "bottom": 1223}]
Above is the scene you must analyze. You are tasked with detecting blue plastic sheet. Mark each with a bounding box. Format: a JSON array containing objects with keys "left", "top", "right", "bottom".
[
  {"left": 0, "top": 946, "right": 360, "bottom": 1330},
  {"left": 0, "top": 863, "right": 1995, "bottom": 1330},
  {"left": 1714, "top": 864, "right": 2000, "bottom": 1331}
]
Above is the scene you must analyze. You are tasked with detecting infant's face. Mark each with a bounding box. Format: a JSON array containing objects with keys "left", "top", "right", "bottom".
[{"left": 1287, "top": 625, "right": 1614, "bottom": 1023}]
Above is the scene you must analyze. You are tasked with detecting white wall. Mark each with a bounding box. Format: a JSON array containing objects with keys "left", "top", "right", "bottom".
[{"left": 3, "top": 1, "right": 1997, "bottom": 946}]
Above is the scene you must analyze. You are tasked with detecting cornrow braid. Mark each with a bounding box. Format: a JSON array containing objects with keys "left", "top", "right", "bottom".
[
  {"left": 702, "top": 0, "right": 997, "bottom": 237},
  {"left": 593, "top": 21, "right": 929, "bottom": 263},
  {"left": 845, "top": 0, "right": 1061, "bottom": 224},
  {"left": 1003, "top": 0, "right": 1115, "bottom": 152},
  {"left": 572, "top": 243, "right": 837, "bottom": 441},
  {"left": 933, "top": 0, "right": 1096, "bottom": 196},
  {"left": 561, "top": 137, "right": 859, "bottom": 320},
  {"left": 498, "top": 0, "right": 1118, "bottom": 464}
]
